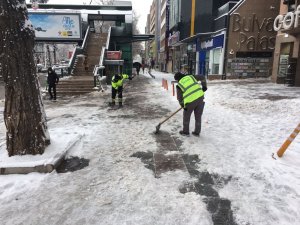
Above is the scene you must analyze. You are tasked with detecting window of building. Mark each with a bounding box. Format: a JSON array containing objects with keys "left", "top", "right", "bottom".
[
  {"left": 212, "top": 48, "right": 221, "bottom": 74},
  {"left": 283, "top": 0, "right": 296, "bottom": 12}
]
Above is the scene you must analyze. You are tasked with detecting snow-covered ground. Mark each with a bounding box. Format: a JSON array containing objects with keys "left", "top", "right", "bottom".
[{"left": 0, "top": 71, "right": 300, "bottom": 225}]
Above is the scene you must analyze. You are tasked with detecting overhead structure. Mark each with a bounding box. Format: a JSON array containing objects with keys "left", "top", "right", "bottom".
[{"left": 27, "top": 1, "right": 154, "bottom": 84}]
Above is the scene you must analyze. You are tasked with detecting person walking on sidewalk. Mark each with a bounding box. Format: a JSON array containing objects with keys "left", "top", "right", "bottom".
[
  {"left": 151, "top": 58, "right": 155, "bottom": 70},
  {"left": 109, "top": 73, "right": 131, "bottom": 107},
  {"left": 174, "top": 72, "right": 207, "bottom": 137},
  {"left": 47, "top": 67, "right": 59, "bottom": 100}
]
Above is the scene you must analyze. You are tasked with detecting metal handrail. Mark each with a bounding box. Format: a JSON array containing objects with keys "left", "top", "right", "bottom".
[
  {"left": 81, "top": 26, "right": 90, "bottom": 51},
  {"left": 68, "top": 47, "right": 77, "bottom": 68},
  {"left": 93, "top": 46, "right": 106, "bottom": 77},
  {"left": 67, "top": 26, "right": 90, "bottom": 74},
  {"left": 99, "top": 46, "right": 106, "bottom": 66},
  {"left": 106, "top": 26, "right": 111, "bottom": 50},
  {"left": 93, "top": 26, "right": 111, "bottom": 77}
]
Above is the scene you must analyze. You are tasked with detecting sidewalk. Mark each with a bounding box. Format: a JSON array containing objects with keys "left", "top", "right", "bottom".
[{"left": 0, "top": 72, "right": 300, "bottom": 225}]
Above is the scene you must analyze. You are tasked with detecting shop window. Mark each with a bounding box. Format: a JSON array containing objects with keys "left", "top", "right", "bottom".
[{"left": 212, "top": 48, "right": 221, "bottom": 74}]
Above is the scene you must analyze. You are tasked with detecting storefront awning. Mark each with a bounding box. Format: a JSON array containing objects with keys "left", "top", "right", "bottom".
[
  {"left": 181, "top": 29, "right": 226, "bottom": 43},
  {"left": 132, "top": 34, "right": 155, "bottom": 42}
]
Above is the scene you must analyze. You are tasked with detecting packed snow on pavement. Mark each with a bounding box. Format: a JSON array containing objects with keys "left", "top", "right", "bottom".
[{"left": 0, "top": 70, "right": 300, "bottom": 225}]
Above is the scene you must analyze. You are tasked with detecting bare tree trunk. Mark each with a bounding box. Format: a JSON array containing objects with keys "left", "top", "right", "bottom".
[{"left": 0, "top": 0, "right": 50, "bottom": 156}]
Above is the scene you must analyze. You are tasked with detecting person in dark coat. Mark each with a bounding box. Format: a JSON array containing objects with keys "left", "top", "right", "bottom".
[
  {"left": 47, "top": 67, "right": 59, "bottom": 100},
  {"left": 174, "top": 72, "right": 207, "bottom": 137},
  {"left": 151, "top": 58, "right": 155, "bottom": 70},
  {"left": 133, "top": 62, "right": 141, "bottom": 75}
]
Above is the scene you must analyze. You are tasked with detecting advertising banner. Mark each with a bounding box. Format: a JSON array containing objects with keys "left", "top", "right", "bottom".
[{"left": 28, "top": 13, "right": 82, "bottom": 40}]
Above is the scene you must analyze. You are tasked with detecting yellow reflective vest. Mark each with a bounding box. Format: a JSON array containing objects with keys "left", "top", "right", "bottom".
[
  {"left": 177, "top": 75, "right": 204, "bottom": 107},
  {"left": 112, "top": 74, "right": 129, "bottom": 89}
]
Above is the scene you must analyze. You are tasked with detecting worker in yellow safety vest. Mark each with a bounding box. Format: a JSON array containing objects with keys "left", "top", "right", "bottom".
[
  {"left": 109, "top": 73, "right": 131, "bottom": 107},
  {"left": 174, "top": 72, "right": 207, "bottom": 137}
]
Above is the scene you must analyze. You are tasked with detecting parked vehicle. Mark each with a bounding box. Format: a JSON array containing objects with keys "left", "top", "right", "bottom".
[{"left": 36, "top": 64, "right": 43, "bottom": 72}]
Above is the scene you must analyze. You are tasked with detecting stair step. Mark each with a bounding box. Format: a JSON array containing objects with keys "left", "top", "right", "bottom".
[
  {"left": 56, "top": 91, "right": 93, "bottom": 95},
  {"left": 57, "top": 88, "right": 94, "bottom": 91},
  {"left": 63, "top": 33, "right": 107, "bottom": 95}
]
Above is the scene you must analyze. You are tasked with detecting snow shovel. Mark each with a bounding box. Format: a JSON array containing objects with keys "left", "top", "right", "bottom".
[{"left": 155, "top": 107, "right": 183, "bottom": 134}]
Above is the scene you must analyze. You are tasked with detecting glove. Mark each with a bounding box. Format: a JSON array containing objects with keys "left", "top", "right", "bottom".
[
  {"left": 202, "top": 86, "right": 207, "bottom": 92},
  {"left": 129, "top": 76, "right": 132, "bottom": 80},
  {"left": 180, "top": 102, "right": 184, "bottom": 108}
]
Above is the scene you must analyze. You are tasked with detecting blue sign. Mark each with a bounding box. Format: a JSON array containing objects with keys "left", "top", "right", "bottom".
[{"left": 197, "top": 34, "right": 224, "bottom": 51}]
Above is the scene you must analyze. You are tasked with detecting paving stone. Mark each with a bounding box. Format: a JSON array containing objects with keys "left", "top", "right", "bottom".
[{"left": 153, "top": 153, "right": 187, "bottom": 178}]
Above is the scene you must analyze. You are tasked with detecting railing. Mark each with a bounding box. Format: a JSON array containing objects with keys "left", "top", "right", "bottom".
[
  {"left": 93, "top": 26, "right": 112, "bottom": 87},
  {"left": 81, "top": 25, "right": 91, "bottom": 52},
  {"left": 106, "top": 26, "right": 111, "bottom": 49},
  {"left": 67, "top": 26, "right": 90, "bottom": 75}
]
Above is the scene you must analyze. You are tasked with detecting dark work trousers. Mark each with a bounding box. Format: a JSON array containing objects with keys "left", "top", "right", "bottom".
[
  {"left": 183, "top": 96, "right": 205, "bottom": 134},
  {"left": 48, "top": 84, "right": 57, "bottom": 100},
  {"left": 112, "top": 86, "right": 123, "bottom": 104}
]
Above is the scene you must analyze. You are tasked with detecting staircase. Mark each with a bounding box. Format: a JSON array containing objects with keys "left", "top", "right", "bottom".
[{"left": 56, "top": 32, "right": 108, "bottom": 96}]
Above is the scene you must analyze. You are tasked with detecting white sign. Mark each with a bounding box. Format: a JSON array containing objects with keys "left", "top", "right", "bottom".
[
  {"left": 274, "top": 5, "right": 300, "bottom": 31},
  {"left": 201, "top": 39, "right": 213, "bottom": 49},
  {"left": 28, "top": 13, "right": 82, "bottom": 40}
]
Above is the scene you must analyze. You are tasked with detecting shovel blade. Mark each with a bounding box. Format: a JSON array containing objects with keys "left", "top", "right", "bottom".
[{"left": 154, "top": 124, "right": 161, "bottom": 134}]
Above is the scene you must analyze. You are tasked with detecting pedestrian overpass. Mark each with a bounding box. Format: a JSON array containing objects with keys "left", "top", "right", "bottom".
[{"left": 27, "top": 1, "right": 154, "bottom": 95}]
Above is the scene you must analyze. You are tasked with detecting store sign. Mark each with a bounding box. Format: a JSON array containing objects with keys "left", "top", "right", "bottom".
[
  {"left": 198, "top": 34, "right": 224, "bottom": 51},
  {"left": 201, "top": 40, "right": 213, "bottom": 49},
  {"left": 232, "top": 13, "right": 275, "bottom": 50},
  {"left": 273, "top": 5, "right": 300, "bottom": 31}
]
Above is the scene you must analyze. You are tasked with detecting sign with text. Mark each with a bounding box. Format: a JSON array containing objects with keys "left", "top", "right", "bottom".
[
  {"left": 274, "top": 5, "right": 300, "bottom": 31},
  {"left": 198, "top": 34, "right": 224, "bottom": 51},
  {"left": 28, "top": 13, "right": 82, "bottom": 40}
]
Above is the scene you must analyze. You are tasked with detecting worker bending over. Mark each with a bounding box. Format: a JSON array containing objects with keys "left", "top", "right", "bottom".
[
  {"left": 110, "top": 73, "right": 131, "bottom": 107},
  {"left": 174, "top": 72, "right": 207, "bottom": 137}
]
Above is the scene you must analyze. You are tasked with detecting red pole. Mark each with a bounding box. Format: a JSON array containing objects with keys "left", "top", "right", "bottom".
[{"left": 172, "top": 83, "right": 175, "bottom": 96}]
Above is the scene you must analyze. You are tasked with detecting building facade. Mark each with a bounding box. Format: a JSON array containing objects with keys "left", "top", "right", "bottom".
[
  {"left": 225, "top": 0, "right": 280, "bottom": 79},
  {"left": 145, "top": 13, "right": 151, "bottom": 65},
  {"left": 149, "top": 1, "right": 156, "bottom": 64},
  {"left": 168, "top": 0, "right": 234, "bottom": 74},
  {"left": 149, "top": 0, "right": 281, "bottom": 80},
  {"left": 272, "top": 0, "right": 300, "bottom": 86},
  {"left": 159, "top": 0, "right": 171, "bottom": 72}
]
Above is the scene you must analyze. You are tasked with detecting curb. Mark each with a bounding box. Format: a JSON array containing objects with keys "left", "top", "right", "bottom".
[{"left": 0, "top": 134, "right": 83, "bottom": 175}]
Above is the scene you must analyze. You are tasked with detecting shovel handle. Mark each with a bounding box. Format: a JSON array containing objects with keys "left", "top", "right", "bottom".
[{"left": 159, "top": 107, "right": 183, "bottom": 125}]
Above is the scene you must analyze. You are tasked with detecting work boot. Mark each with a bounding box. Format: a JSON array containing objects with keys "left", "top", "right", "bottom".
[
  {"left": 108, "top": 101, "right": 115, "bottom": 107},
  {"left": 192, "top": 131, "right": 200, "bottom": 137},
  {"left": 179, "top": 130, "right": 189, "bottom": 136}
]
